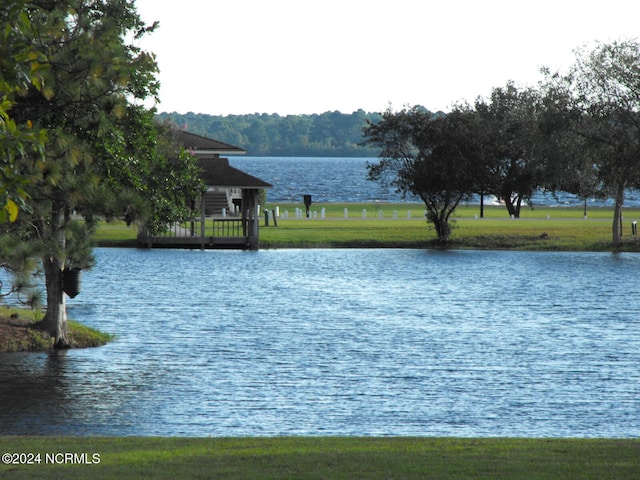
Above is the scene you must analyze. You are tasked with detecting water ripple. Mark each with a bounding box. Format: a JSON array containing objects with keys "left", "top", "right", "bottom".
[{"left": 0, "top": 248, "right": 639, "bottom": 437}]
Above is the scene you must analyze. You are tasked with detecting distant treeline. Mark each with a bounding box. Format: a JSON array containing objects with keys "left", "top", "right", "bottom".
[{"left": 156, "top": 110, "right": 396, "bottom": 157}]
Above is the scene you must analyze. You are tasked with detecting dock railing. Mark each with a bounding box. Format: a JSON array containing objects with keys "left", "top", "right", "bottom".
[{"left": 138, "top": 217, "right": 249, "bottom": 249}]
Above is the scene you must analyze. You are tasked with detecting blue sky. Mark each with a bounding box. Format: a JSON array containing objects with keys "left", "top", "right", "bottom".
[{"left": 135, "top": 0, "right": 640, "bottom": 115}]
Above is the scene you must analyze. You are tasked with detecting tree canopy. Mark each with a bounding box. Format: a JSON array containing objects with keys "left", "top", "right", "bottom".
[
  {"left": 0, "top": 0, "right": 203, "bottom": 347},
  {"left": 472, "top": 83, "right": 550, "bottom": 218},
  {"left": 363, "top": 106, "right": 482, "bottom": 244},
  {"left": 156, "top": 110, "right": 388, "bottom": 157},
  {"left": 0, "top": 0, "right": 48, "bottom": 222},
  {"left": 548, "top": 39, "right": 640, "bottom": 246},
  {"left": 364, "top": 39, "right": 640, "bottom": 246}
]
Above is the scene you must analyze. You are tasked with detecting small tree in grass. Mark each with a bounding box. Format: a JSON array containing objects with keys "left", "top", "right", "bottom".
[{"left": 363, "top": 106, "right": 483, "bottom": 245}]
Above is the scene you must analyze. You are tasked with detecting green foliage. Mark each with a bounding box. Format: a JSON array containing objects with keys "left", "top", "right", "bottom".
[
  {"left": 0, "top": 1, "right": 48, "bottom": 223},
  {"left": 542, "top": 39, "right": 640, "bottom": 246},
  {"left": 362, "top": 106, "right": 481, "bottom": 244},
  {"left": 5, "top": 0, "right": 164, "bottom": 265},
  {"left": 156, "top": 109, "right": 384, "bottom": 157},
  {"left": 0, "top": 235, "right": 42, "bottom": 307},
  {"left": 101, "top": 108, "right": 205, "bottom": 234},
  {"left": 473, "top": 82, "right": 548, "bottom": 218},
  {"left": 0, "top": 0, "right": 201, "bottom": 344},
  {"left": 362, "top": 41, "right": 640, "bottom": 246}
]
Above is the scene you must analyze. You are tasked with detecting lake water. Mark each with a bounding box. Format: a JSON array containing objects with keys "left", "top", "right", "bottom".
[
  {"left": 231, "top": 156, "right": 398, "bottom": 203},
  {"left": 230, "top": 156, "right": 640, "bottom": 207},
  {"left": 1, "top": 248, "right": 639, "bottom": 437}
]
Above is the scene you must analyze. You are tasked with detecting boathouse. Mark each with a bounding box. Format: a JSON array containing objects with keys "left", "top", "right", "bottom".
[{"left": 138, "top": 131, "right": 272, "bottom": 250}]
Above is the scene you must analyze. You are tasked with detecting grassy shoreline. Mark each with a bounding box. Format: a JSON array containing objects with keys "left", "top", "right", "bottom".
[
  {"left": 260, "top": 203, "right": 640, "bottom": 251},
  {"left": 0, "top": 436, "right": 638, "bottom": 479},
  {"left": 0, "top": 306, "right": 112, "bottom": 353},
  {"left": 94, "top": 202, "right": 640, "bottom": 251}
]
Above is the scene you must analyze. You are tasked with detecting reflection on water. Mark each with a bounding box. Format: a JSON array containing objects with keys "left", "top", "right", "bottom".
[{"left": 1, "top": 248, "right": 639, "bottom": 437}]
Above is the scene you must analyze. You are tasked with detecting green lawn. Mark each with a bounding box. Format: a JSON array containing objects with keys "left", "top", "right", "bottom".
[
  {"left": 0, "top": 307, "right": 112, "bottom": 352},
  {"left": 0, "top": 437, "right": 638, "bottom": 479},
  {"left": 92, "top": 202, "right": 640, "bottom": 251},
  {"left": 259, "top": 202, "right": 640, "bottom": 251}
]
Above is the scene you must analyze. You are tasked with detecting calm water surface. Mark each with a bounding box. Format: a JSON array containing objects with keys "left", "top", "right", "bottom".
[{"left": 0, "top": 248, "right": 639, "bottom": 437}]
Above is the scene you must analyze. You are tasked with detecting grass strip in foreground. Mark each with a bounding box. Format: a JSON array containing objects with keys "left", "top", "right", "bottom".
[{"left": 0, "top": 437, "right": 638, "bottom": 479}]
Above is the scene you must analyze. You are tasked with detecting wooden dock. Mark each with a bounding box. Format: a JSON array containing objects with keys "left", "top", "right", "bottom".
[{"left": 137, "top": 217, "right": 259, "bottom": 250}]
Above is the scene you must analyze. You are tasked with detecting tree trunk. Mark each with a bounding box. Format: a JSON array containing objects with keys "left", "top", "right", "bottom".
[
  {"left": 41, "top": 256, "right": 70, "bottom": 348},
  {"left": 434, "top": 218, "right": 450, "bottom": 244},
  {"left": 425, "top": 207, "right": 451, "bottom": 245},
  {"left": 612, "top": 184, "right": 625, "bottom": 247},
  {"left": 36, "top": 205, "right": 71, "bottom": 349},
  {"left": 514, "top": 196, "right": 523, "bottom": 218},
  {"left": 503, "top": 194, "right": 521, "bottom": 218}
]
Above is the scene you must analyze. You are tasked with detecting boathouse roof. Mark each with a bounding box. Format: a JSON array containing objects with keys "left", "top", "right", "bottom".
[
  {"left": 177, "top": 130, "right": 271, "bottom": 189},
  {"left": 197, "top": 158, "right": 272, "bottom": 189},
  {"left": 177, "top": 130, "right": 246, "bottom": 155}
]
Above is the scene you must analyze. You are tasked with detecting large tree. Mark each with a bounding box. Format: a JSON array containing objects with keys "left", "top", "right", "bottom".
[
  {"left": 536, "top": 74, "right": 600, "bottom": 217},
  {"left": 363, "top": 106, "right": 481, "bottom": 244},
  {"left": 2, "top": 0, "right": 201, "bottom": 348},
  {"left": 543, "top": 39, "right": 640, "bottom": 246},
  {"left": 473, "top": 82, "right": 547, "bottom": 218}
]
